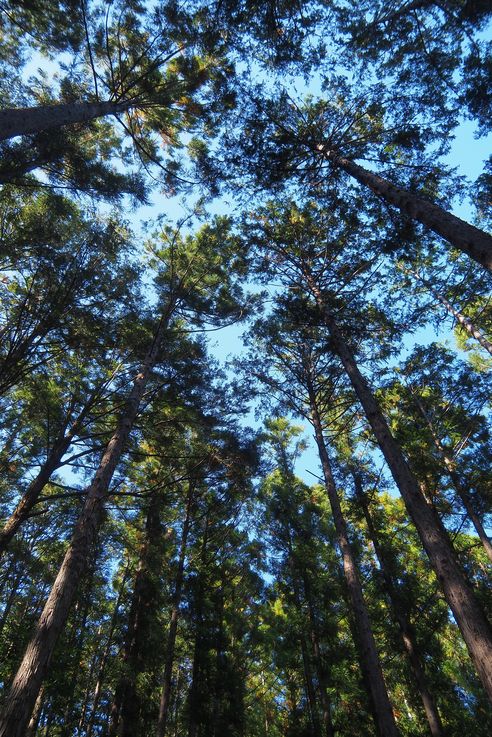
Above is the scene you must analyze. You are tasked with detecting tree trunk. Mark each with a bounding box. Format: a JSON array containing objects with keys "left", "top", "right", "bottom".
[
  {"left": 322, "top": 149, "right": 492, "bottom": 271},
  {"left": 85, "top": 564, "right": 131, "bottom": 737},
  {"left": 109, "top": 481, "right": 167, "bottom": 737},
  {"left": 302, "top": 572, "right": 335, "bottom": 737},
  {"left": 0, "top": 99, "right": 132, "bottom": 142},
  {"left": 0, "top": 308, "right": 172, "bottom": 737},
  {"left": 352, "top": 471, "right": 445, "bottom": 737},
  {"left": 307, "top": 378, "right": 400, "bottom": 737},
  {"left": 314, "top": 297, "right": 492, "bottom": 702},
  {"left": 0, "top": 392, "right": 97, "bottom": 556},
  {"left": 187, "top": 515, "right": 210, "bottom": 737},
  {"left": 410, "top": 391, "right": 492, "bottom": 563},
  {"left": 157, "top": 483, "right": 194, "bottom": 737},
  {"left": 408, "top": 268, "right": 492, "bottom": 356},
  {"left": 287, "top": 538, "right": 322, "bottom": 737}
]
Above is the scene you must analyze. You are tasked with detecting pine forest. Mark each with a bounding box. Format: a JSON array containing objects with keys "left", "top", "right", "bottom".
[{"left": 0, "top": 2, "right": 491, "bottom": 736}]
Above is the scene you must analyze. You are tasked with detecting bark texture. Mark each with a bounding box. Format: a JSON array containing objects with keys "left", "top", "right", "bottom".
[
  {"left": 0, "top": 100, "right": 132, "bottom": 141},
  {"left": 0, "top": 310, "right": 171, "bottom": 737},
  {"left": 323, "top": 149, "right": 492, "bottom": 271},
  {"left": 314, "top": 300, "right": 492, "bottom": 703},
  {"left": 307, "top": 378, "right": 400, "bottom": 737}
]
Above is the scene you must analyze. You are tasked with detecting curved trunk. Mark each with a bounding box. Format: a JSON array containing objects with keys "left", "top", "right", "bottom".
[
  {"left": 0, "top": 308, "right": 172, "bottom": 737},
  {"left": 314, "top": 297, "right": 492, "bottom": 702},
  {"left": 0, "top": 100, "right": 132, "bottom": 142},
  {"left": 307, "top": 381, "right": 400, "bottom": 737},
  {"left": 322, "top": 149, "right": 492, "bottom": 271}
]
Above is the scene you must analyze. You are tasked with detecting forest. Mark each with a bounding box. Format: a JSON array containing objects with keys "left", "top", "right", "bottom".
[{"left": 0, "top": 1, "right": 491, "bottom": 736}]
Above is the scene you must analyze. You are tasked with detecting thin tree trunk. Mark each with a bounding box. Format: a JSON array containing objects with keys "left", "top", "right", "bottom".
[
  {"left": 287, "top": 538, "right": 321, "bottom": 737},
  {"left": 0, "top": 100, "right": 133, "bottom": 142},
  {"left": 302, "top": 572, "right": 335, "bottom": 737},
  {"left": 321, "top": 149, "right": 492, "bottom": 271},
  {"left": 0, "top": 392, "right": 98, "bottom": 556},
  {"left": 0, "top": 306, "right": 173, "bottom": 737},
  {"left": 307, "top": 378, "right": 400, "bottom": 737},
  {"left": 0, "top": 569, "right": 23, "bottom": 638},
  {"left": 410, "top": 391, "right": 492, "bottom": 563},
  {"left": 352, "top": 472, "right": 445, "bottom": 737},
  {"left": 311, "top": 291, "right": 492, "bottom": 702},
  {"left": 85, "top": 563, "right": 131, "bottom": 737},
  {"left": 408, "top": 268, "right": 492, "bottom": 356},
  {"left": 187, "top": 515, "right": 210, "bottom": 737},
  {"left": 157, "top": 483, "right": 194, "bottom": 737},
  {"left": 110, "top": 478, "right": 169, "bottom": 737},
  {"left": 25, "top": 686, "right": 44, "bottom": 737}
]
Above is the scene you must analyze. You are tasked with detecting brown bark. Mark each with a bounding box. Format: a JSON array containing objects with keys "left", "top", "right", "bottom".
[
  {"left": 352, "top": 472, "right": 445, "bottom": 737},
  {"left": 410, "top": 391, "right": 492, "bottom": 564},
  {"left": 313, "top": 297, "right": 492, "bottom": 702},
  {"left": 408, "top": 268, "right": 492, "bottom": 356},
  {"left": 0, "top": 308, "right": 172, "bottom": 737},
  {"left": 307, "top": 377, "right": 400, "bottom": 737},
  {"left": 157, "top": 483, "right": 194, "bottom": 737},
  {"left": 322, "top": 149, "right": 492, "bottom": 271},
  {"left": 0, "top": 100, "right": 132, "bottom": 142}
]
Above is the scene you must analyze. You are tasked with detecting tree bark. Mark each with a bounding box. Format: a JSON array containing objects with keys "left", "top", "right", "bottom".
[
  {"left": 307, "top": 378, "right": 400, "bottom": 737},
  {"left": 313, "top": 296, "right": 492, "bottom": 702},
  {"left": 0, "top": 100, "right": 132, "bottom": 142},
  {"left": 157, "top": 483, "right": 194, "bottom": 737},
  {"left": 0, "top": 307, "right": 172, "bottom": 737},
  {"left": 321, "top": 149, "right": 492, "bottom": 271},
  {"left": 352, "top": 472, "right": 445, "bottom": 737},
  {"left": 408, "top": 268, "right": 492, "bottom": 356}
]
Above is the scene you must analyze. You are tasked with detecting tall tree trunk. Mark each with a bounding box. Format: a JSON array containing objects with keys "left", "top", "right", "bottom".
[
  {"left": 157, "top": 483, "right": 194, "bottom": 737},
  {"left": 0, "top": 569, "right": 23, "bottom": 638},
  {"left": 109, "top": 482, "right": 167, "bottom": 737},
  {"left": 85, "top": 564, "right": 131, "bottom": 737},
  {"left": 352, "top": 471, "right": 445, "bottom": 737},
  {"left": 307, "top": 378, "right": 400, "bottom": 737},
  {"left": 0, "top": 100, "right": 133, "bottom": 142},
  {"left": 321, "top": 149, "right": 492, "bottom": 271},
  {"left": 408, "top": 268, "right": 492, "bottom": 356},
  {"left": 0, "top": 307, "right": 173, "bottom": 737},
  {"left": 301, "top": 572, "right": 335, "bottom": 737},
  {"left": 410, "top": 391, "right": 492, "bottom": 563},
  {"left": 287, "top": 538, "right": 322, "bottom": 737},
  {"left": 188, "top": 515, "right": 210, "bottom": 737},
  {"left": 309, "top": 286, "right": 492, "bottom": 701}
]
